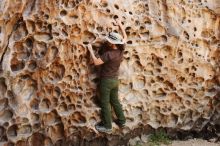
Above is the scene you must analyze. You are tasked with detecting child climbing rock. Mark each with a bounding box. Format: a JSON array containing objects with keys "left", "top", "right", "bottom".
[{"left": 87, "top": 18, "right": 127, "bottom": 133}]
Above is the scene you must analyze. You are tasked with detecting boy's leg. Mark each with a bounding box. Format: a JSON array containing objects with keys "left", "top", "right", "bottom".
[
  {"left": 99, "top": 79, "right": 113, "bottom": 129},
  {"left": 110, "top": 81, "right": 126, "bottom": 125}
]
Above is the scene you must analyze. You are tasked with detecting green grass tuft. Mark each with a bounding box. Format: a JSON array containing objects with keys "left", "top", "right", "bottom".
[{"left": 147, "top": 130, "right": 172, "bottom": 146}]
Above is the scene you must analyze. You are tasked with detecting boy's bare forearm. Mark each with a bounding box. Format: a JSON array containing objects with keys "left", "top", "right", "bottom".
[
  {"left": 87, "top": 44, "right": 104, "bottom": 65},
  {"left": 89, "top": 49, "right": 97, "bottom": 60},
  {"left": 117, "top": 19, "right": 127, "bottom": 41}
]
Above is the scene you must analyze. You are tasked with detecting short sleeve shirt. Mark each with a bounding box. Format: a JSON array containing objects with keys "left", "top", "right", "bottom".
[{"left": 99, "top": 49, "right": 123, "bottom": 78}]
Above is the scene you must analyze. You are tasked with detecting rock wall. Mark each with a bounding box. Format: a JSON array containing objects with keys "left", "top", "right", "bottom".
[{"left": 0, "top": 0, "right": 220, "bottom": 145}]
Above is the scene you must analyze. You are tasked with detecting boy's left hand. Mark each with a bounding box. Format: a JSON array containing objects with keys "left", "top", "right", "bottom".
[{"left": 115, "top": 18, "right": 122, "bottom": 25}]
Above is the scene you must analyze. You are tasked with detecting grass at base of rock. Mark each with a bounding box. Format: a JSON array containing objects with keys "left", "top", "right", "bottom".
[{"left": 147, "top": 130, "right": 172, "bottom": 146}]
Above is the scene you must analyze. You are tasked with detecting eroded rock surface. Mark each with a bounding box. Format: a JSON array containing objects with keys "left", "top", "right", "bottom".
[{"left": 0, "top": 0, "right": 220, "bottom": 145}]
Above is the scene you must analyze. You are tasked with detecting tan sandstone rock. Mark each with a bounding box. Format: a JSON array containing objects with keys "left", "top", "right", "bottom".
[{"left": 0, "top": 0, "right": 219, "bottom": 145}]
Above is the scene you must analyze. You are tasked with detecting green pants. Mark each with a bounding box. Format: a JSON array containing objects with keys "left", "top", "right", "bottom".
[{"left": 99, "top": 78, "right": 126, "bottom": 129}]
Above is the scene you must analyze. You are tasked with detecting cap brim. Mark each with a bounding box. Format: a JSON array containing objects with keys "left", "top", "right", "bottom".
[{"left": 105, "top": 36, "right": 124, "bottom": 44}]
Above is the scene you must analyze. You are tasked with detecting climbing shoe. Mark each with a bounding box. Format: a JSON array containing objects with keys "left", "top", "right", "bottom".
[
  {"left": 95, "top": 122, "right": 112, "bottom": 134},
  {"left": 114, "top": 119, "right": 125, "bottom": 128}
]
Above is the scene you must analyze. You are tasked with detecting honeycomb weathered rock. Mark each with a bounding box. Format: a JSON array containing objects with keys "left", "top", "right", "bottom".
[{"left": 0, "top": 0, "right": 220, "bottom": 145}]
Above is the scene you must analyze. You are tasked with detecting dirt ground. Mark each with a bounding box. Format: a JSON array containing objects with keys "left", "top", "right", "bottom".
[
  {"left": 129, "top": 136, "right": 220, "bottom": 146},
  {"left": 161, "top": 139, "right": 220, "bottom": 146}
]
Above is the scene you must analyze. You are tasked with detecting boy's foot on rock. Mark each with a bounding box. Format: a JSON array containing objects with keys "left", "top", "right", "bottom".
[
  {"left": 95, "top": 122, "right": 112, "bottom": 134},
  {"left": 114, "top": 119, "right": 125, "bottom": 128}
]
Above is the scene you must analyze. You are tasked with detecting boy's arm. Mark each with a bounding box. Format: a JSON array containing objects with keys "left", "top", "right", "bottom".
[
  {"left": 87, "top": 44, "right": 104, "bottom": 66},
  {"left": 116, "top": 18, "right": 127, "bottom": 43}
]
